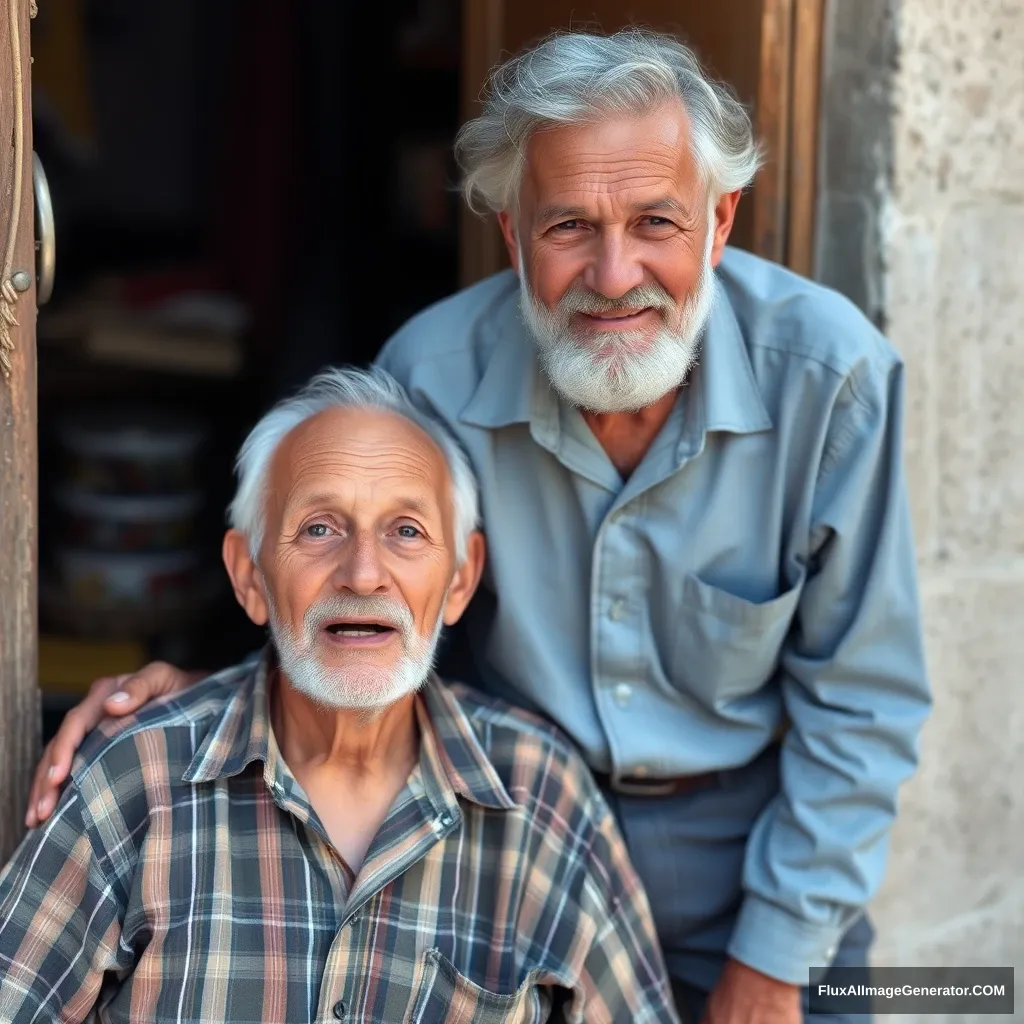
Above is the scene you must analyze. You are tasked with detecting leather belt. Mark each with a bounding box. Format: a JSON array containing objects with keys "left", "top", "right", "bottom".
[
  {"left": 594, "top": 721, "right": 790, "bottom": 799},
  {"left": 593, "top": 770, "right": 718, "bottom": 798}
]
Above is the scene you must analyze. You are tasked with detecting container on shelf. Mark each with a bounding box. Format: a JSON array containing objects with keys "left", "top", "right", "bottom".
[
  {"left": 54, "top": 547, "right": 202, "bottom": 608},
  {"left": 54, "top": 487, "right": 203, "bottom": 553},
  {"left": 55, "top": 409, "right": 207, "bottom": 495}
]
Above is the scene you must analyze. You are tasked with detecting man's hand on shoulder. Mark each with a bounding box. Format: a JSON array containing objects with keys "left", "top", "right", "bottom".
[
  {"left": 26, "top": 661, "right": 204, "bottom": 828},
  {"left": 701, "top": 959, "right": 802, "bottom": 1024}
]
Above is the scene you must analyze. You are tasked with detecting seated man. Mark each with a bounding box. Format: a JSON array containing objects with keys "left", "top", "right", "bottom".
[{"left": 0, "top": 368, "right": 679, "bottom": 1024}]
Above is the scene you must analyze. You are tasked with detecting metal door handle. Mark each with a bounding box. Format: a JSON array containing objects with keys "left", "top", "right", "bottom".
[{"left": 33, "top": 152, "right": 55, "bottom": 305}]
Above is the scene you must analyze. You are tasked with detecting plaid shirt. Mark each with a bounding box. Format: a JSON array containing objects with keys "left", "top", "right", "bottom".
[{"left": 0, "top": 649, "right": 679, "bottom": 1023}]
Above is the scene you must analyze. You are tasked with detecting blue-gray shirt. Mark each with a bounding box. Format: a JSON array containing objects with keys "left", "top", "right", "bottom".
[{"left": 375, "top": 247, "right": 931, "bottom": 984}]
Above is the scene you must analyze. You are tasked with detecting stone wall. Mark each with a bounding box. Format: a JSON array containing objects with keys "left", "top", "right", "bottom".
[
  {"left": 816, "top": 0, "right": 1024, "bottom": 1016},
  {"left": 816, "top": 1, "right": 1024, "bottom": 1018},
  {"left": 872, "top": 0, "right": 1024, "bottom": 983}
]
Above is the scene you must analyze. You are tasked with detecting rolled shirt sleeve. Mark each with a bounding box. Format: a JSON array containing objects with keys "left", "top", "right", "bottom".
[
  {"left": 0, "top": 786, "right": 125, "bottom": 1022},
  {"left": 729, "top": 358, "right": 932, "bottom": 983}
]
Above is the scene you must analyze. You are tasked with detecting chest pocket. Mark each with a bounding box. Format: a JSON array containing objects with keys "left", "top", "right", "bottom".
[
  {"left": 671, "top": 570, "right": 805, "bottom": 708},
  {"left": 405, "top": 948, "right": 552, "bottom": 1024}
]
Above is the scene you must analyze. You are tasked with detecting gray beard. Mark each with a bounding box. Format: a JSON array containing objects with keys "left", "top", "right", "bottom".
[
  {"left": 517, "top": 229, "right": 717, "bottom": 414},
  {"left": 266, "top": 590, "right": 446, "bottom": 715}
]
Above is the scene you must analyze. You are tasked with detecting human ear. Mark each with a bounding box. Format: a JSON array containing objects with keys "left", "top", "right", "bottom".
[
  {"left": 222, "top": 529, "right": 269, "bottom": 626},
  {"left": 442, "top": 531, "right": 486, "bottom": 626}
]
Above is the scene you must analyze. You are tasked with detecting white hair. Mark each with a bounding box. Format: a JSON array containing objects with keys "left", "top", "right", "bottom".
[
  {"left": 227, "top": 366, "right": 480, "bottom": 564},
  {"left": 455, "top": 27, "right": 764, "bottom": 215}
]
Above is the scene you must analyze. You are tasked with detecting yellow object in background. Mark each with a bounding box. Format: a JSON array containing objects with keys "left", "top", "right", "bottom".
[
  {"left": 30, "top": 0, "right": 97, "bottom": 149},
  {"left": 39, "top": 635, "right": 147, "bottom": 695}
]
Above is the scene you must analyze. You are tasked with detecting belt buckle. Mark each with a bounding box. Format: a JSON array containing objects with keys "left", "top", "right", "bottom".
[{"left": 610, "top": 774, "right": 678, "bottom": 798}]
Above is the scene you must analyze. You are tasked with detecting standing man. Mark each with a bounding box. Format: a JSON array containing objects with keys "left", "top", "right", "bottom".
[{"left": 28, "top": 29, "right": 931, "bottom": 1024}]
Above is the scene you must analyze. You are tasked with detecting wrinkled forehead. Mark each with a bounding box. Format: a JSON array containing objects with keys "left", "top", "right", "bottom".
[
  {"left": 269, "top": 407, "right": 452, "bottom": 516},
  {"left": 520, "top": 100, "right": 700, "bottom": 210}
]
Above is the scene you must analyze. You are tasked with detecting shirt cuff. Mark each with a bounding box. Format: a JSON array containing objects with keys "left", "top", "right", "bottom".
[{"left": 727, "top": 895, "right": 843, "bottom": 986}]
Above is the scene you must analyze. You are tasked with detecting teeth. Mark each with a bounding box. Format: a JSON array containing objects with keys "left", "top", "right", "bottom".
[{"left": 340, "top": 628, "right": 377, "bottom": 637}]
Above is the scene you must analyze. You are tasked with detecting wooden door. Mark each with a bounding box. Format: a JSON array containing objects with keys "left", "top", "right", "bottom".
[
  {"left": 459, "top": 0, "right": 824, "bottom": 286},
  {"left": 0, "top": 0, "right": 40, "bottom": 862}
]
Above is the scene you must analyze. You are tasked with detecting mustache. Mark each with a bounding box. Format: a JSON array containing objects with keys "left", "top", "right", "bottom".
[
  {"left": 555, "top": 282, "right": 676, "bottom": 316},
  {"left": 301, "top": 593, "right": 415, "bottom": 638}
]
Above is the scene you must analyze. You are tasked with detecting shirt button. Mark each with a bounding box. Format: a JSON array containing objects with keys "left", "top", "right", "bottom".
[
  {"left": 332, "top": 1000, "right": 346, "bottom": 1019},
  {"left": 613, "top": 683, "right": 633, "bottom": 708},
  {"left": 609, "top": 598, "right": 627, "bottom": 621}
]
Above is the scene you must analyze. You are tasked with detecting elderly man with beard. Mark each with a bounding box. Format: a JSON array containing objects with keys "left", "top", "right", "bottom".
[
  {"left": 27, "top": 27, "right": 931, "bottom": 1024},
  {"left": 0, "top": 369, "right": 680, "bottom": 1024}
]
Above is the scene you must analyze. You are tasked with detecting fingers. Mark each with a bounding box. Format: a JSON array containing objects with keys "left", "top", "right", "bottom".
[
  {"left": 25, "top": 689, "right": 98, "bottom": 828},
  {"left": 26, "top": 661, "right": 195, "bottom": 829},
  {"left": 25, "top": 740, "right": 57, "bottom": 828},
  {"left": 26, "top": 671, "right": 132, "bottom": 829},
  {"left": 101, "top": 661, "right": 189, "bottom": 716}
]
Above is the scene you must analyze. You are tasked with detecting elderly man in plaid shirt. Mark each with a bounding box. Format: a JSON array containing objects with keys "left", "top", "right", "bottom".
[{"left": 0, "top": 367, "right": 679, "bottom": 1024}]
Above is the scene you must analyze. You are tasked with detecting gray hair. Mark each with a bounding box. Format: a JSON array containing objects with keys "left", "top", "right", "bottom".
[
  {"left": 228, "top": 367, "right": 480, "bottom": 564},
  {"left": 455, "top": 27, "right": 764, "bottom": 215}
]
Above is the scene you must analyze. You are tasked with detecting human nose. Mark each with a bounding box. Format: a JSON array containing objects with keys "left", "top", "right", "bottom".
[
  {"left": 580, "top": 230, "right": 645, "bottom": 299},
  {"left": 329, "top": 531, "right": 390, "bottom": 594}
]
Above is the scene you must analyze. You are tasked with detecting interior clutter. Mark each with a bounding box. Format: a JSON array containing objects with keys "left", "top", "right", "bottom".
[{"left": 33, "top": 0, "right": 462, "bottom": 739}]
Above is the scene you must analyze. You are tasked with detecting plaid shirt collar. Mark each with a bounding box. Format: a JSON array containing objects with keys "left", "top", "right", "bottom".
[{"left": 181, "top": 645, "right": 518, "bottom": 813}]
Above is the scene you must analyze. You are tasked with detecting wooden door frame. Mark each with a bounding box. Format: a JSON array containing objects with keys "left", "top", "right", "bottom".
[
  {"left": 458, "top": 0, "right": 826, "bottom": 287},
  {"left": 458, "top": 0, "right": 506, "bottom": 287},
  {"left": 1, "top": 0, "right": 40, "bottom": 862},
  {"left": 786, "top": 0, "right": 825, "bottom": 276}
]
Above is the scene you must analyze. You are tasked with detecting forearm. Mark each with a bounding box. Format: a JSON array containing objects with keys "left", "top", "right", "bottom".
[
  {"left": 728, "top": 359, "right": 932, "bottom": 982},
  {"left": 731, "top": 629, "right": 930, "bottom": 981}
]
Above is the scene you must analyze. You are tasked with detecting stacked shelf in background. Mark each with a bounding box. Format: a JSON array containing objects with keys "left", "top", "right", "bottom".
[{"left": 40, "top": 408, "right": 221, "bottom": 696}]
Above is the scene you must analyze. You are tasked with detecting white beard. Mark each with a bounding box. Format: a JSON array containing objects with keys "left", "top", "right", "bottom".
[
  {"left": 267, "top": 591, "right": 445, "bottom": 714},
  {"left": 517, "top": 218, "right": 717, "bottom": 413}
]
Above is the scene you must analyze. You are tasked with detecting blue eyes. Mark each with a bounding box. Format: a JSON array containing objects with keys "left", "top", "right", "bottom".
[
  {"left": 303, "top": 523, "right": 422, "bottom": 540},
  {"left": 552, "top": 216, "right": 674, "bottom": 233}
]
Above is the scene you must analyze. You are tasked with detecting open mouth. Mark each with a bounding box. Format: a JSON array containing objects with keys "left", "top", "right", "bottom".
[{"left": 323, "top": 621, "right": 397, "bottom": 639}]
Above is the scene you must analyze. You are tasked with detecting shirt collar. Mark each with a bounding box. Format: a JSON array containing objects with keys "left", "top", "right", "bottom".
[
  {"left": 458, "top": 263, "right": 772, "bottom": 437},
  {"left": 418, "top": 678, "right": 519, "bottom": 811},
  {"left": 696, "top": 273, "right": 773, "bottom": 433},
  {"left": 458, "top": 270, "right": 536, "bottom": 431},
  {"left": 183, "top": 647, "right": 517, "bottom": 813},
  {"left": 182, "top": 647, "right": 274, "bottom": 784}
]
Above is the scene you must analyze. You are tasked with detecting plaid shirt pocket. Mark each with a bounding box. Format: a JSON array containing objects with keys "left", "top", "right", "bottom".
[{"left": 405, "top": 948, "right": 552, "bottom": 1024}]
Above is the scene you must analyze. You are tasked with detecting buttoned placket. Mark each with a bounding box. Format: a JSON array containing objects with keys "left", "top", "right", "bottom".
[
  {"left": 525, "top": 384, "right": 703, "bottom": 778},
  {"left": 310, "top": 784, "right": 460, "bottom": 1023},
  {"left": 255, "top": 689, "right": 474, "bottom": 1022},
  {"left": 313, "top": 808, "right": 458, "bottom": 1022},
  {"left": 580, "top": 385, "right": 707, "bottom": 780}
]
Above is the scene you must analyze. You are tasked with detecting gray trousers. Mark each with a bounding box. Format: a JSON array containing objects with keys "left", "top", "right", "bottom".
[{"left": 598, "top": 743, "right": 874, "bottom": 1024}]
